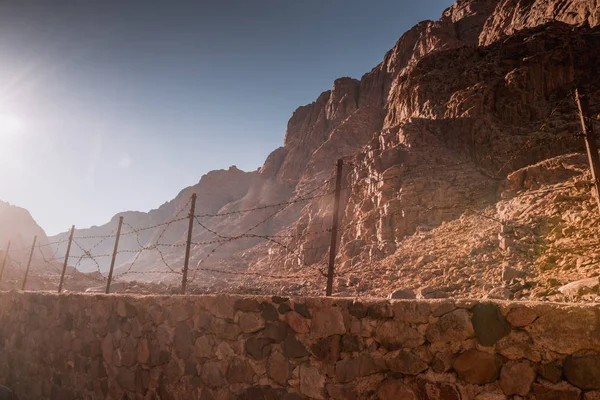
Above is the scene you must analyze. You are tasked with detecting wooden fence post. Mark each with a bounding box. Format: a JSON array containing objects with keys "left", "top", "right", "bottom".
[
  {"left": 326, "top": 159, "right": 343, "bottom": 296},
  {"left": 105, "top": 216, "right": 124, "bottom": 294},
  {"left": 58, "top": 226, "right": 75, "bottom": 293},
  {"left": 0, "top": 241, "right": 10, "bottom": 284},
  {"left": 181, "top": 193, "right": 197, "bottom": 295},
  {"left": 575, "top": 88, "right": 600, "bottom": 214},
  {"left": 21, "top": 236, "right": 37, "bottom": 290}
]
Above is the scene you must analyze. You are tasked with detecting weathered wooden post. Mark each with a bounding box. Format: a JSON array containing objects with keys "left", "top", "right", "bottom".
[
  {"left": 181, "top": 193, "right": 197, "bottom": 295},
  {"left": 105, "top": 216, "right": 124, "bottom": 294},
  {"left": 0, "top": 241, "right": 10, "bottom": 284},
  {"left": 21, "top": 236, "right": 37, "bottom": 290},
  {"left": 326, "top": 159, "right": 343, "bottom": 296},
  {"left": 575, "top": 88, "right": 600, "bottom": 214},
  {"left": 58, "top": 226, "right": 75, "bottom": 293}
]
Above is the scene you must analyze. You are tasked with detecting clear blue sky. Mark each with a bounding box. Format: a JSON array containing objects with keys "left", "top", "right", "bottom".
[{"left": 0, "top": 0, "right": 454, "bottom": 235}]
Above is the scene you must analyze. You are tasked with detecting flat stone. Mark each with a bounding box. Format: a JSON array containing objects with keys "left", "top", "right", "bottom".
[
  {"left": 293, "top": 303, "right": 311, "bottom": 318},
  {"left": 260, "top": 303, "right": 279, "bottom": 321},
  {"left": 432, "top": 351, "right": 454, "bottom": 373},
  {"left": 200, "top": 361, "right": 226, "bottom": 388},
  {"left": 526, "top": 306, "right": 600, "bottom": 354},
  {"left": 282, "top": 334, "right": 309, "bottom": 359},
  {"left": 471, "top": 303, "right": 511, "bottom": 346},
  {"left": 485, "top": 287, "right": 513, "bottom": 300},
  {"left": 245, "top": 337, "right": 272, "bottom": 360},
  {"left": 431, "top": 302, "right": 456, "bottom": 317},
  {"left": 453, "top": 349, "right": 502, "bottom": 384},
  {"left": 348, "top": 302, "right": 368, "bottom": 318},
  {"left": 559, "top": 278, "right": 600, "bottom": 297},
  {"left": 167, "top": 303, "right": 188, "bottom": 324},
  {"left": 386, "top": 350, "right": 428, "bottom": 375},
  {"left": 375, "top": 320, "right": 423, "bottom": 349},
  {"left": 116, "top": 300, "right": 138, "bottom": 318},
  {"left": 377, "top": 379, "right": 417, "bottom": 400},
  {"left": 388, "top": 289, "right": 416, "bottom": 299},
  {"left": 300, "top": 365, "right": 325, "bottom": 400},
  {"left": 101, "top": 334, "right": 113, "bottom": 364},
  {"left": 311, "top": 335, "right": 341, "bottom": 364},
  {"left": 278, "top": 303, "right": 292, "bottom": 314},
  {"left": 532, "top": 382, "right": 581, "bottom": 400},
  {"left": 473, "top": 394, "right": 507, "bottom": 400},
  {"left": 564, "top": 355, "right": 600, "bottom": 389},
  {"left": 173, "top": 322, "right": 193, "bottom": 359},
  {"left": 326, "top": 384, "right": 356, "bottom": 400},
  {"left": 502, "top": 264, "right": 523, "bottom": 282},
  {"left": 506, "top": 306, "right": 538, "bottom": 327},
  {"left": 194, "top": 336, "right": 213, "bottom": 358},
  {"left": 341, "top": 334, "right": 360, "bottom": 352},
  {"left": 263, "top": 321, "right": 289, "bottom": 344},
  {"left": 499, "top": 361, "right": 536, "bottom": 395},
  {"left": 392, "top": 302, "right": 431, "bottom": 324},
  {"left": 272, "top": 296, "right": 288, "bottom": 304},
  {"left": 203, "top": 296, "right": 235, "bottom": 319},
  {"left": 238, "top": 312, "right": 265, "bottom": 333},
  {"left": 234, "top": 298, "right": 260, "bottom": 312},
  {"left": 210, "top": 318, "right": 242, "bottom": 341},
  {"left": 225, "top": 357, "right": 255, "bottom": 384},
  {"left": 415, "top": 378, "right": 461, "bottom": 400},
  {"left": 335, "top": 354, "right": 385, "bottom": 383},
  {"left": 116, "top": 367, "right": 136, "bottom": 392},
  {"left": 426, "top": 308, "right": 474, "bottom": 343},
  {"left": 539, "top": 362, "right": 563, "bottom": 383},
  {"left": 285, "top": 311, "right": 310, "bottom": 334},
  {"left": 367, "top": 302, "right": 394, "bottom": 318},
  {"left": 267, "top": 352, "right": 289, "bottom": 386},
  {"left": 311, "top": 307, "right": 346, "bottom": 338}
]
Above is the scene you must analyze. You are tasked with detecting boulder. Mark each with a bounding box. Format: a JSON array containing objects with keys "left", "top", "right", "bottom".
[{"left": 559, "top": 278, "right": 600, "bottom": 298}]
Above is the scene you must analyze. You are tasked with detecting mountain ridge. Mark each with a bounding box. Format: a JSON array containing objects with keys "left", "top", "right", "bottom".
[{"left": 4, "top": 0, "right": 590, "bottom": 300}]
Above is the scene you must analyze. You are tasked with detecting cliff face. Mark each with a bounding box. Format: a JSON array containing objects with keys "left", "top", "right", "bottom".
[
  {"left": 0, "top": 201, "right": 48, "bottom": 249},
  {"left": 41, "top": 0, "right": 600, "bottom": 296}
]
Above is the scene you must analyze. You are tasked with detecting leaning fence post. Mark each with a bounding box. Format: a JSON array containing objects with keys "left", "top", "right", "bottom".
[
  {"left": 181, "top": 193, "right": 197, "bottom": 295},
  {"left": 21, "top": 236, "right": 37, "bottom": 291},
  {"left": 575, "top": 88, "right": 600, "bottom": 214},
  {"left": 0, "top": 241, "right": 11, "bottom": 284},
  {"left": 326, "top": 159, "right": 343, "bottom": 296},
  {"left": 105, "top": 216, "right": 124, "bottom": 294},
  {"left": 58, "top": 225, "right": 75, "bottom": 293}
]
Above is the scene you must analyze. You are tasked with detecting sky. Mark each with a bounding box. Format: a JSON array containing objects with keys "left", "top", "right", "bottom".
[{"left": 0, "top": 0, "right": 455, "bottom": 235}]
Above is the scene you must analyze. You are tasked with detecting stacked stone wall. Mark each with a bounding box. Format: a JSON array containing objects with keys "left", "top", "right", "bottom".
[{"left": 1, "top": 292, "right": 600, "bottom": 399}]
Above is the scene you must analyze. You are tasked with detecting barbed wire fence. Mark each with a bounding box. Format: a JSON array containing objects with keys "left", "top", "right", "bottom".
[{"left": 0, "top": 88, "right": 598, "bottom": 296}]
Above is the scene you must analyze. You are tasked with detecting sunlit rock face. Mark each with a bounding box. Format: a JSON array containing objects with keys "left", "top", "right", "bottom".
[{"left": 37, "top": 0, "right": 600, "bottom": 293}]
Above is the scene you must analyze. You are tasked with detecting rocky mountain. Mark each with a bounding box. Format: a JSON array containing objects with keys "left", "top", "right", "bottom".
[
  {"left": 0, "top": 201, "right": 49, "bottom": 251},
  {"left": 38, "top": 0, "right": 600, "bottom": 300}
]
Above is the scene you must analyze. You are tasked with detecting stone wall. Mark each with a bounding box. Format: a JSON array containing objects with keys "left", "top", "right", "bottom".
[{"left": 1, "top": 292, "right": 600, "bottom": 399}]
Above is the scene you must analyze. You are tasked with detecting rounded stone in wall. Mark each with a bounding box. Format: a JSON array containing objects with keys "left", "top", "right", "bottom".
[
  {"left": 564, "top": 355, "right": 600, "bottom": 390},
  {"left": 453, "top": 349, "right": 502, "bottom": 384}
]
